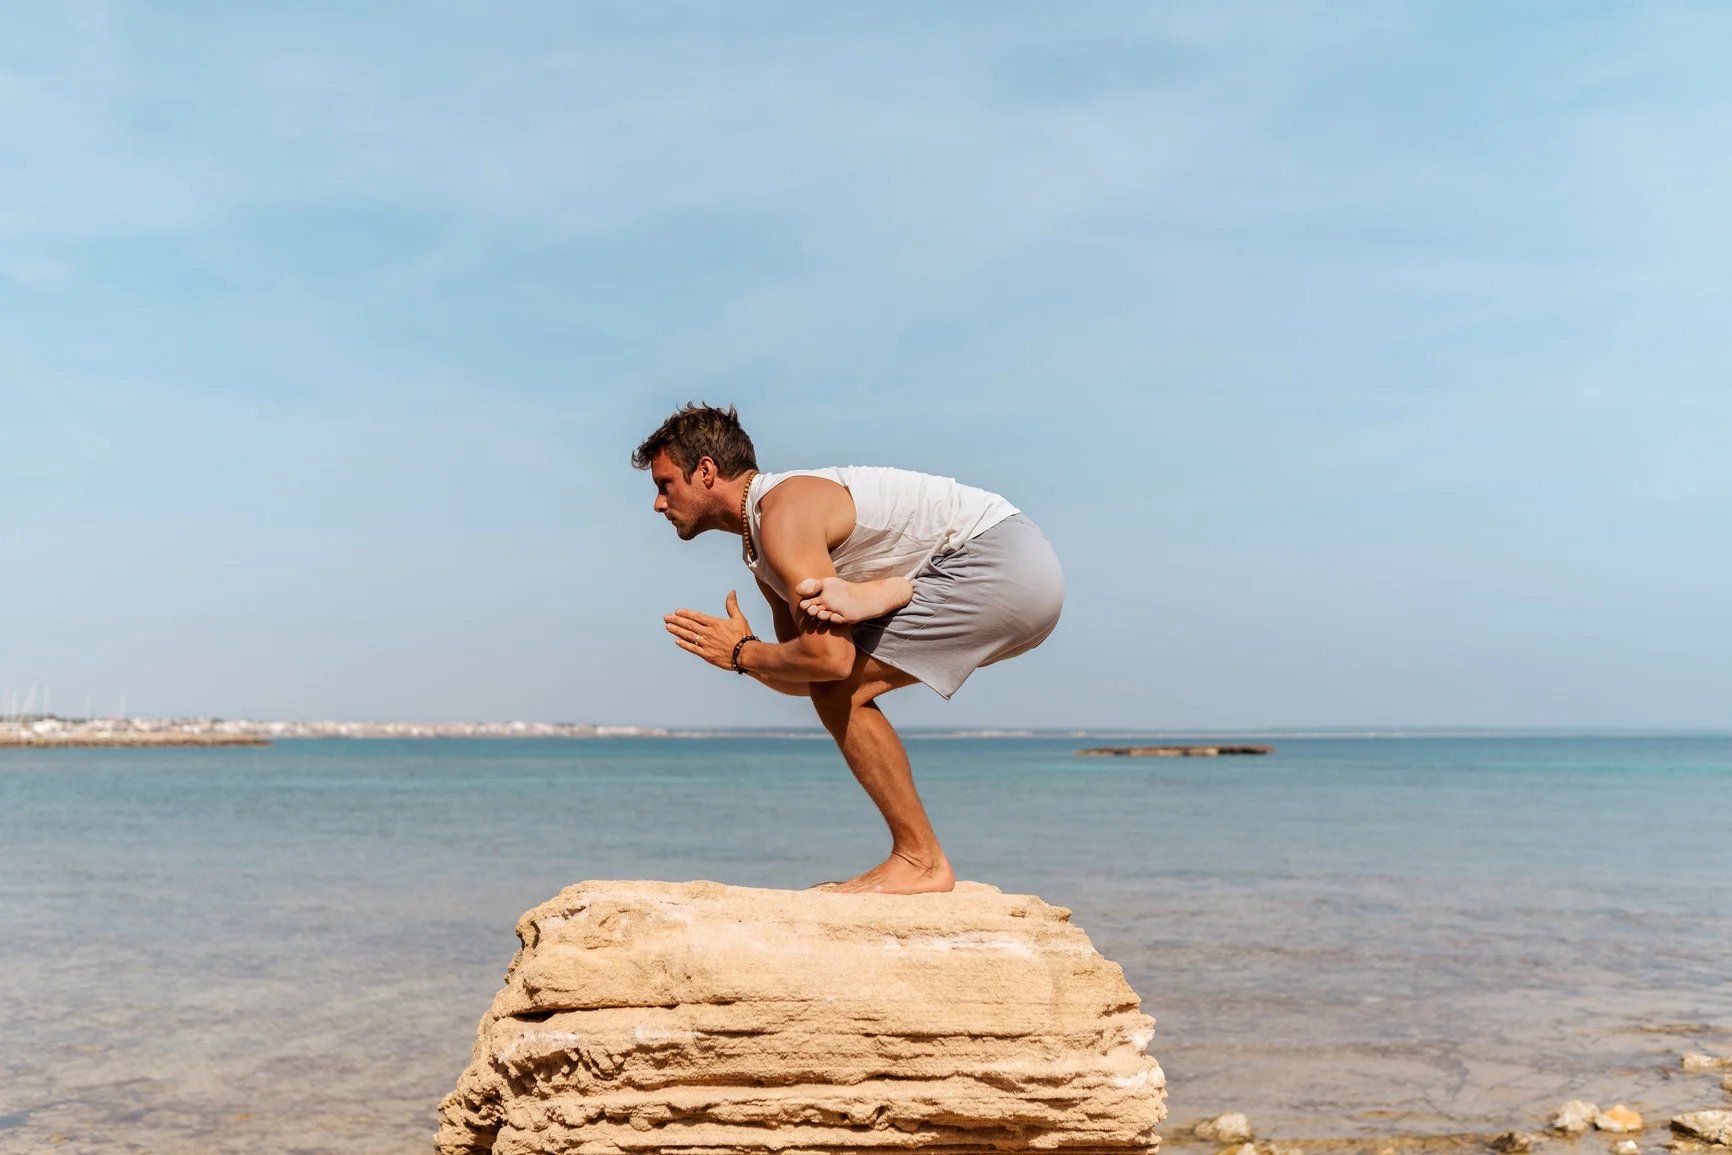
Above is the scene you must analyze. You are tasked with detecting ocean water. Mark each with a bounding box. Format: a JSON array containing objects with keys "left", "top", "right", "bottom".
[{"left": 2, "top": 735, "right": 1729, "bottom": 1153}]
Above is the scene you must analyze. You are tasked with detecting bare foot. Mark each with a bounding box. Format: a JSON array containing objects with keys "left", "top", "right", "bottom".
[
  {"left": 793, "top": 576, "right": 914, "bottom": 624},
  {"left": 829, "top": 850, "right": 955, "bottom": 895}
]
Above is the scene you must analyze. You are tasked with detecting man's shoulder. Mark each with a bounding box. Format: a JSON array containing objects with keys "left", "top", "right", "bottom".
[
  {"left": 803, "top": 464, "right": 965, "bottom": 490},
  {"left": 758, "top": 470, "right": 850, "bottom": 517}
]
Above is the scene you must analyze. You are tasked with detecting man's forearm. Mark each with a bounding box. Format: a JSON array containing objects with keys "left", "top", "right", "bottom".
[
  {"left": 737, "top": 636, "right": 852, "bottom": 684},
  {"left": 751, "top": 672, "right": 810, "bottom": 696}
]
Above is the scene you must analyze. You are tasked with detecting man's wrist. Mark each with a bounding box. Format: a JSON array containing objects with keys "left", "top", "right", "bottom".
[{"left": 730, "top": 634, "right": 759, "bottom": 674}]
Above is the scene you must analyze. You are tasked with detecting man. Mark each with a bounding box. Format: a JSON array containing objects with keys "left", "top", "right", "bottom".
[{"left": 636, "top": 404, "right": 1063, "bottom": 895}]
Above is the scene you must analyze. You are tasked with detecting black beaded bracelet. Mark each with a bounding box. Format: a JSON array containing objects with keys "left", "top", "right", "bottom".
[{"left": 730, "top": 634, "right": 758, "bottom": 674}]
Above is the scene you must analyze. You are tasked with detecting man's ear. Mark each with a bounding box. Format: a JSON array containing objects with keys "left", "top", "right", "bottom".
[{"left": 695, "top": 456, "right": 718, "bottom": 488}]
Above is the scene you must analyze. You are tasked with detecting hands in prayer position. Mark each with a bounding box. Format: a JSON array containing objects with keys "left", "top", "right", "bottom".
[{"left": 664, "top": 590, "right": 753, "bottom": 671}]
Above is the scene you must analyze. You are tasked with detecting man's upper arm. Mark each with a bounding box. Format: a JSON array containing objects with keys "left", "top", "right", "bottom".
[
  {"left": 757, "top": 490, "right": 855, "bottom": 671},
  {"left": 757, "top": 579, "right": 800, "bottom": 644}
]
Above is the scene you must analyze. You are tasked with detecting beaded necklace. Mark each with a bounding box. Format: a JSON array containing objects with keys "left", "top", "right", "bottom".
[{"left": 739, "top": 470, "right": 759, "bottom": 563}]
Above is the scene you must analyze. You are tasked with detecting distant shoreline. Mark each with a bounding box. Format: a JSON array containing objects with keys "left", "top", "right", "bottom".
[
  {"left": 0, "top": 731, "right": 269, "bottom": 748},
  {"left": 4, "top": 718, "right": 1729, "bottom": 749}
]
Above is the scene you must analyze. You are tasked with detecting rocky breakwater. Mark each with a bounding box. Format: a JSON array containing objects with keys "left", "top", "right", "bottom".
[{"left": 438, "top": 880, "right": 1165, "bottom": 1154}]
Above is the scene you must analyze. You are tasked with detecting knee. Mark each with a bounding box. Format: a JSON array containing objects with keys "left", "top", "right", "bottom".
[
  {"left": 808, "top": 679, "right": 856, "bottom": 716},
  {"left": 808, "top": 674, "right": 880, "bottom": 716}
]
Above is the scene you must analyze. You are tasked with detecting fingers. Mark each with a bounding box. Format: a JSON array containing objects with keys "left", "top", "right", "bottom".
[
  {"left": 725, "top": 589, "right": 741, "bottom": 618},
  {"left": 665, "top": 621, "right": 708, "bottom": 659},
  {"left": 665, "top": 617, "right": 711, "bottom": 641}
]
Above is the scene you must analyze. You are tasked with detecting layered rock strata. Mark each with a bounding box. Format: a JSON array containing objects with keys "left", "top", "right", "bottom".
[{"left": 438, "top": 880, "right": 1165, "bottom": 1154}]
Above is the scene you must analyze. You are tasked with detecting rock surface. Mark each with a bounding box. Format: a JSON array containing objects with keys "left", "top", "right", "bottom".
[
  {"left": 1684, "top": 1056, "right": 1732, "bottom": 1075},
  {"left": 1553, "top": 1101, "right": 1599, "bottom": 1135},
  {"left": 1194, "top": 1114, "right": 1254, "bottom": 1144},
  {"left": 1075, "top": 746, "right": 1272, "bottom": 758},
  {"left": 1671, "top": 1111, "right": 1732, "bottom": 1146},
  {"left": 437, "top": 880, "right": 1166, "bottom": 1154},
  {"left": 1597, "top": 1106, "right": 1643, "bottom": 1133}
]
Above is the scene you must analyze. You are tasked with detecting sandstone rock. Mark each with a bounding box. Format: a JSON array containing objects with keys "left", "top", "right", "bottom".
[
  {"left": 1195, "top": 1114, "right": 1254, "bottom": 1144},
  {"left": 1492, "top": 1130, "right": 1538, "bottom": 1152},
  {"left": 1597, "top": 1107, "right": 1644, "bottom": 1134},
  {"left": 1554, "top": 1101, "right": 1601, "bottom": 1135},
  {"left": 1722, "top": 1075, "right": 1732, "bottom": 1096},
  {"left": 1611, "top": 1142, "right": 1639, "bottom": 1155},
  {"left": 437, "top": 880, "right": 1166, "bottom": 1154},
  {"left": 1670, "top": 1111, "right": 1732, "bottom": 1146},
  {"left": 1224, "top": 1144, "right": 1259, "bottom": 1155},
  {"left": 1684, "top": 1056, "right": 1732, "bottom": 1075}
]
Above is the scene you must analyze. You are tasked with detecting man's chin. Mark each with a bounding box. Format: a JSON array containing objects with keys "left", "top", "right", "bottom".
[{"left": 674, "top": 522, "right": 699, "bottom": 541}]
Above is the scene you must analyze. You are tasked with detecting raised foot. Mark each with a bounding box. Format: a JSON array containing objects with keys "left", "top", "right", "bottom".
[
  {"left": 826, "top": 852, "right": 956, "bottom": 895},
  {"left": 793, "top": 575, "right": 911, "bottom": 625}
]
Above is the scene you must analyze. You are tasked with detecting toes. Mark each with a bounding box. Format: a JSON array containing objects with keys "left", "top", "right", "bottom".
[{"left": 794, "top": 578, "right": 820, "bottom": 596}]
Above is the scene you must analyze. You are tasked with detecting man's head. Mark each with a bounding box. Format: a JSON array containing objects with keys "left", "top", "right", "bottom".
[{"left": 632, "top": 403, "right": 759, "bottom": 540}]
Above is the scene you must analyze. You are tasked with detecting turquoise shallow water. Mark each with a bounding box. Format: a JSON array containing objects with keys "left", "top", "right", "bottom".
[{"left": 2, "top": 735, "right": 1730, "bottom": 1152}]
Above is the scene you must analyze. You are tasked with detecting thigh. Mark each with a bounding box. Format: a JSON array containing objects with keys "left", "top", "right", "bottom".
[
  {"left": 850, "top": 514, "right": 1064, "bottom": 700},
  {"left": 811, "top": 648, "right": 920, "bottom": 708},
  {"left": 848, "top": 650, "right": 921, "bottom": 700}
]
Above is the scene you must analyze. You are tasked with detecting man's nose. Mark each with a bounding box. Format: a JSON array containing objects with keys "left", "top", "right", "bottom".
[{"left": 654, "top": 496, "right": 668, "bottom": 512}]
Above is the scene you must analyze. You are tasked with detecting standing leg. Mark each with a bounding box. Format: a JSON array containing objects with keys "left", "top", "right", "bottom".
[{"left": 809, "top": 654, "right": 956, "bottom": 894}]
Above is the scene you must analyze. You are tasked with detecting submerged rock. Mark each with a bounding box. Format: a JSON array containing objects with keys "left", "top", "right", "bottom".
[
  {"left": 1195, "top": 1114, "right": 1254, "bottom": 1143},
  {"left": 1492, "top": 1130, "right": 1539, "bottom": 1152},
  {"left": 437, "top": 880, "right": 1167, "bottom": 1154},
  {"left": 1554, "top": 1101, "right": 1600, "bottom": 1135},
  {"left": 1611, "top": 1142, "right": 1639, "bottom": 1155},
  {"left": 1683, "top": 1056, "right": 1732, "bottom": 1075},
  {"left": 1671, "top": 1111, "right": 1732, "bottom": 1146},
  {"left": 1597, "top": 1106, "right": 1644, "bottom": 1133}
]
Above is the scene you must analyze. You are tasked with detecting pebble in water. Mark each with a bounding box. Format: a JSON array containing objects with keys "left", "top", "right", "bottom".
[
  {"left": 1552, "top": 1100, "right": 1599, "bottom": 1135},
  {"left": 1595, "top": 1105, "right": 1643, "bottom": 1133},
  {"left": 1195, "top": 1113, "right": 1255, "bottom": 1144}
]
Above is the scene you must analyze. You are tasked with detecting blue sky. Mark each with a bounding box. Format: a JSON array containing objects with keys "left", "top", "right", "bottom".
[{"left": 4, "top": 3, "right": 1729, "bottom": 728}]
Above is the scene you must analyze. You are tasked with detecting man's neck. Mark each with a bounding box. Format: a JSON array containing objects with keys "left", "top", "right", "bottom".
[{"left": 725, "top": 470, "right": 757, "bottom": 537}]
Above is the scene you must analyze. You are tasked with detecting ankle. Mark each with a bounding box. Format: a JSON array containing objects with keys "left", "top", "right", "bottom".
[{"left": 891, "top": 845, "right": 948, "bottom": 873}]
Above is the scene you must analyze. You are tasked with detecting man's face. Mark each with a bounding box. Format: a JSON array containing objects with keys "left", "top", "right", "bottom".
[{"left": 650, "top": 450, "right": 705, "bottom": 540}]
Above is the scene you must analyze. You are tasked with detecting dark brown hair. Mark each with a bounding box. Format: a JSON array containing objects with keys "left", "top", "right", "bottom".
[{"left": 631, "top": 403, "right": 758, "bottom": 479}]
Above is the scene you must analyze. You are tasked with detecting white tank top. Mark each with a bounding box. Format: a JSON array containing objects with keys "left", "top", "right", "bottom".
[{"left": 745, "top": 466, "right": 1019, "bottom": 601}]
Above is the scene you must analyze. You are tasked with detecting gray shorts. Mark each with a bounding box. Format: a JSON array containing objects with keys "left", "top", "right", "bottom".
[{"left": 852, "top": 514, "right": 1064, "bottom": 699}]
